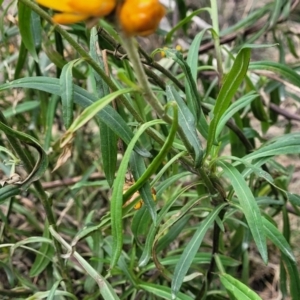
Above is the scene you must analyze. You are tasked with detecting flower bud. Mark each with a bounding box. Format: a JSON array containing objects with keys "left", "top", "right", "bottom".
[{"left": 118, "top": 0, "right": 166, "bottom": 36}]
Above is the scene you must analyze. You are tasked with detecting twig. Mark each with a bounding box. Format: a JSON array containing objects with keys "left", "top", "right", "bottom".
[{"left": 42, "top": 172, "right": 105, "bottom": 189}]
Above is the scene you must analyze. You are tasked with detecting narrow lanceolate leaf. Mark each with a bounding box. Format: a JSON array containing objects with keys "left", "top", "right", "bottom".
[
  {"left": 163, "top": 50, "right": 202, "bottom": 120},
  {"left": 185, "top": 28, "right": 211, "bottom": 137},
  {"left": 218, "top": 161, "right": 267, "bottom": 264},
  {"left": 0, "top": 77, "right": 151, "bottom": 157},
  {"left": 282, "top": 253, "right": 300, "bottom": 300},
  {"left": 14, "top": 42, "right": 28, "bottom": 80},
  {"left": 60, "top": 60, "right": 80, "bottom": 129},
  {"left": 166, "top": 85, "right": 203, "bottom": 166},
  {"left": 110, "top": 119, "right": 165, "bottom": 269},
  {"left": 49, "top": 226, "right": 120, "bottom": 300},
  {"left": 265, "top": 216, "right": 296, "bottom": 296},
  {"left": 130, "top": 152, "right": 157, "bottom": 222},
  {"left": 89, "top": 27, "right": 110, "bottom": 99},
  {"left": 216, "top": 92, "right": 258, "bottom": 138},
  {"left": 187, "top": 29, "right": 210, "bottom": 82},
  {"left": 140, "top": 282, "right": 194, "bottom": 300},
  {"left": 18, "top": 1, "right": 38, "bottom": 61},
  {"left": 3, "top": 100, "right": 40, "bottom": 118},
  {"left": 46, "top": 280, "right": 62, "bottom": 300},
  {"left": 123, "top": 103, "right": 178, "bottom": 206},
  {"left": 165, "top": 8, "right": 210, "bottom": 44},
  {"left": 171, "top": 203, "right": 226, "bottom": 298},
  {"left": 244, "top": 132, "right": 300, "bottom": 161},
  {"left": 249, "top": 61, "right": 300, "bottom": 88},
  {"left": 30, "top": 224, "right": 54, "bottom": 277},
  {"left": 0, "top": 122, "right": 48, "bottom": 190},
  {"left": 263, "top": 217, "right": 296, "bottom": 263},
  {"left": 61, "top": 88, "right": 135, "bottom": 147},
  {"left": 245, "top": 77, "right": 269, "bottom": 122},
  {"left": 206, "top": 48, "right": 251, "bottom": 157},
  {"left": 220, "top": 273, "right": 263, "bottom": 300},
  {"left": 90, "top": 28, "right": 118, "bottom": 187},
  {"left": 0, "top": 185, "right": 20, "bottom": 203},
  {"left": 100, "top": 120, "right": 117, "bottom": 187}
]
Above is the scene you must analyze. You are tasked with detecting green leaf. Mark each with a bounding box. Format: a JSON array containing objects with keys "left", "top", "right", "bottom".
[
  {"left": 66, "top": 88, "right": 134, "bottom": 135},
  {"left": 99, "top": 120, "right": 117, "bottom": 187},
  {"left": 263, "top": 217, "right": 295, "bottom": 262},
  {"left": 156, "top": 215, "right": 190, "bottom": 252},
  {"left": 288, "top": 192, "right": 300, "bottom": 206},
  {"left": 110, "top": 119, "right": 165, "bottom": 268},
  {"left": 218, "top": 161, "right": 268, "bottom": 263},
  {"left": 216, "top": 92, "right": 258, "bottom": 138},
  {"left": 30, "top": 224, "right": 54, "bottom": 277},
  {"left": 139, "top": 282, "right": 194, "bottom": 300},
  {"left": 220, "top": 5, "right": 271, "bottom": 36},
  {"left": 220, "top": 273, "right": 263, "bottom": 300},
  {"left": 130, "top": 152, "right": 157, "bottom": 222},
  {"left": 282, "top": 253, "right": 300, "bottom": 300},
  {"left": 249, "top": 61, "right": 300, "bottom": 88},
  {"left": 144, "top": 253, "right": 240, "bottom": 272},
  {"left": 163, "top": 50, "right": 203, "bottom": 121},
  {"left": 131, "top": 203, "right": 153, "bottom": 240},
  {"left": 44, "top": 47, "right": 86, "bottom": 80},
  {"left": 171, "top": 204, "right": 226, "bottom": 298},
  {"left": 14, "top": 41, "right": 28, "bottom": 80},
  {"left": 3, "top": 100, "right": 40, "bottom": 118},
  {"left": 89, "top": 29, "right": 118, "bottom": 187},
  {"left": 176, "top": 0, "right": 188, "bottom": 32},
  {"left": 123, "top": 103, "right": 178, "bottom": 205},
  {"left": 166, "top": 85, "right": 203, "bottom": 166},
  {"left": 0, "top": 77, "right": 151, "bottom": 157},
  {"left": 269, "top": 0, "right": 283, "bottom": 27},
  {"left": 139, "top": 181, "right": 193, "bottom": 267},
  {"left": 206, "top": 47, "right": 251, "bottom": 157},
  {"left": 18, "top": 1, "right": 38, "bottom": 61},
  {"left": 244, "top": 132, "right": 300, "bottom": 161},
  {"left": 46, "top": 280, "right": 62, "bottom": 300},
  {"left": 245, "top": 77, "right": 269, "bottom": 122},
  {"left": 60, "top": 60, "right": 79, "bottom": 129},
  {"left": 49, "top": 226, "right": 120, "bottom": 300},
  {"left": 89, "top": 27, "right": 110, "bottom": 99},
  {"left": 0, "top": 185, "right": 20, "bottom": 203},
  {"left": 187, "top": 29, "right": 210, "bottom": 82},
  {"left": 0, "top": 122, "right": 48, "bottom": 190},
  {"left": 165, "top": 8, "right": 210, "bottom": 44},
  {"left": 28, "top": 290, "right": 77, "bottom": 299}
]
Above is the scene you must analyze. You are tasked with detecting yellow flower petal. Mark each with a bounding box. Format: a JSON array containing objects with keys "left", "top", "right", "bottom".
[
  {"left": 52, "top": 13, "right": 89, "bottom": 24},
  {"left": 35, "top": 0, "right": 75, "bottom": 13},
  {"left": 68, "top": 0, "right": 116, "bottom": 17},
  {"left": 119, "top": 0, "right": 165, "bottom": 36}
]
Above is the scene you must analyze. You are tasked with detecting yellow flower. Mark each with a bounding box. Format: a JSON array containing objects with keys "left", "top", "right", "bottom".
[
  {"left": 36, "top": 0, "right": 116, "bottom": 24},
  {"left": 118, "top": 0, "right": 166, "bottom": 36}
]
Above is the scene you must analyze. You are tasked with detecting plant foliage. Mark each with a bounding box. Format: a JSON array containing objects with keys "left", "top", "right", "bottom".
[{"left": 0, "top": 0, "right": 300, "bottom": 299}]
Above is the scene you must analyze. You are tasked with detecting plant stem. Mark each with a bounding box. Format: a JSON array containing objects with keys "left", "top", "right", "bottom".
[
  {"left": 210, "top": 0, "right": 223, "bottom": 80},
  {"left": 120, "top": 35, "right": 198, "bottom": 156},
  {"left": 120, "top": 35, "right": 166, "bottom": 118},
  {"left": 196, "top": 208, "right": 226, "bottom": 300}
]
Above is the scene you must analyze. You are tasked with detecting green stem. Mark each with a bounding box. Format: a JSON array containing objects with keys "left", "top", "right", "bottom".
[
  {"left": 210, "top": 0, "right": 223, "bottom": 79},
  {"left": 123, "top": 103, "right": 178, "bottom": 202},
  {"left": 120, "top": 35, "right": 166, "bottom": 118},
  {"left": 120, "top": 35, "right": 196, "bottom": 155},
  {"left": 97, "top": 29, "right": 185, "bottom": 91},
  {"left": 196, "top": 208, "right": 226, "bottom": 300}
]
